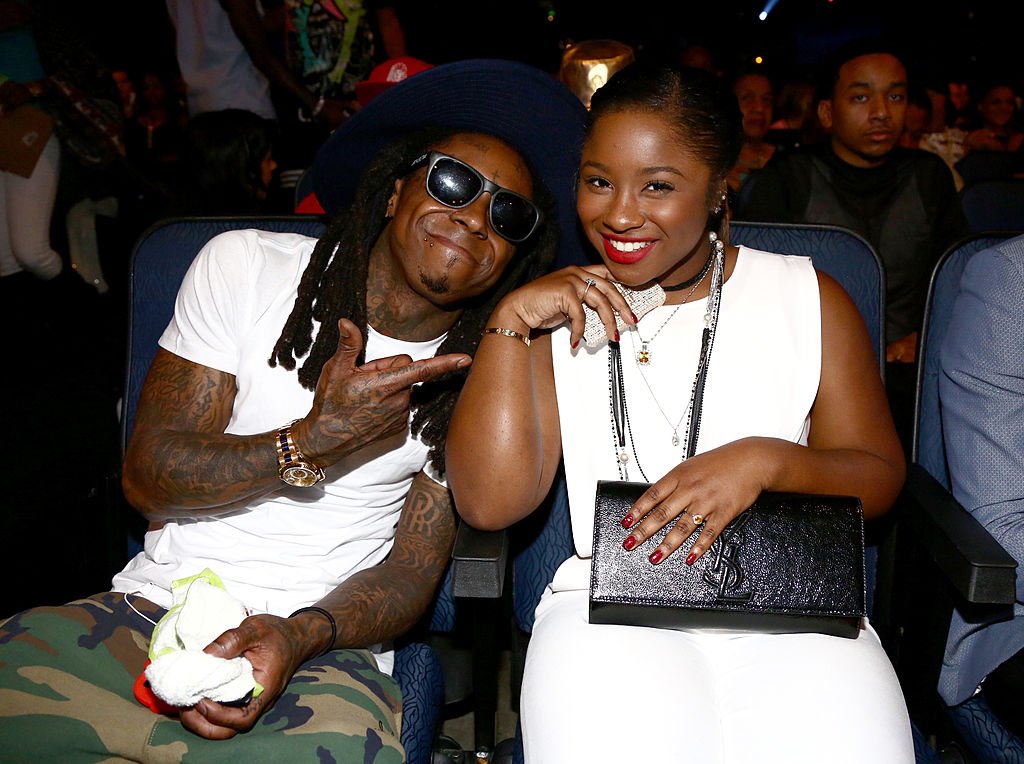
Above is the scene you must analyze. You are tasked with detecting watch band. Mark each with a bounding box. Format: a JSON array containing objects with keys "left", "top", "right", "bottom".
[{"left": 275, "top": 420, "right": 325, "bottom": 487}]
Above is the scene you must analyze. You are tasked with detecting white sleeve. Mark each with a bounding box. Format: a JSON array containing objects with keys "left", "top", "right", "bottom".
[{"left": 157, "top": 231, "right": 259, "bottom": 375}]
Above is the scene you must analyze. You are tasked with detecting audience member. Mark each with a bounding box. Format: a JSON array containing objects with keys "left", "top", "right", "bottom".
[
  {"left": 354, "top": 55, "right": 433, "bottom": 109},
  {"left": 767, "top": 76, "right": 820, "bottom": 149},
  {"left": 2, "top": 0, "right": 129, "bottom": 295},
  {"left": 294, "top": 55, "right": 434, "bottom": 215},
  {"left": 173, "top": 108, "right": 280, "bottom": 215},
  {"left": 0, "top": 0, "right": 63, "bottom": 285},
  {"left": 945, "top": 76, "right": 974, "bottom": 130},
  {"left": 736, "top": 37, "right": 968, "bottom": 451},
  {"left": 0, "top": 58, "right": 587, "bottom": 759},
  {"left": 905, "top": 82, "right": 968, "bottom": 190},
  {"left": 677, "top": 39, "right": 724, "bottom": 77},
  {"left": 164, "top": 0, "right": 277, "bottom": 120},
  {"left": 277, "top": 0, "right": 407, "bottom": 125},
  {"left": 938, "top": 234, "right": 1024, "bottom": 756},
  {"left": 898, "top": 83, "right": 932, "bottom": 149},
  {"left": 964, "top": 79, "right": 1023, "bottom": 153},
  {"left": 446, "top": 62, "right": 912, "bottom": 762},
  {"left": 123, "top": 68, "right": 189, "bottom": 201},
  {"left": 111, "top": 68, "right": 137, "bottom": 120},
  {"left": 727, "top": 67, "right": 779, "bottom": 202}
]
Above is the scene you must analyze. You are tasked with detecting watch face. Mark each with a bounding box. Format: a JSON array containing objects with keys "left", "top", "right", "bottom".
[{"left": 282, "top": 464, "right": 324, "bottom": 487}]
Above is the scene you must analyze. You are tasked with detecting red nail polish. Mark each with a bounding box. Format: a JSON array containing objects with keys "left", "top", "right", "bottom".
[
  {"left": 649, "top": 549, "right": 663, "bottom": 564},
  {"left": 571, "top": 339, "right": 579, "bottom": 349},
  {"left": 614, "top": 329, "right": 620, "bottom": 342},
  {"left": 621, "top": 515, "right": 633, "bottom": 529},
  {"left": 623, "top": 535, "right": 637, "bottom": 551},
  {"left": 631, "top": 311, "right": 638, "bottom": 323},
  {"left": 685, "top": 552, "right": 697, "bottom": 566}
]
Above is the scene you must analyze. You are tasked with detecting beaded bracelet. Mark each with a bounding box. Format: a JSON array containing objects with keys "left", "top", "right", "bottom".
[
  {"left": 483, "top": 327, "right": 531, "bottom": 347},
  {"left": 289, "top": 606, "right": 337, "bottom": 657}
]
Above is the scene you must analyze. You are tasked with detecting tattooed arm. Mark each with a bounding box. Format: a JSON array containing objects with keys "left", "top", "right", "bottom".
[
  {"left": 178, "top": 471, "right": 456, "bottom": 740},
  {"left": 303, "top": 471, "right": 456, "bottom": 650},
  {"left": 122, "top": 318, "right": 471, "bottom": 522}
]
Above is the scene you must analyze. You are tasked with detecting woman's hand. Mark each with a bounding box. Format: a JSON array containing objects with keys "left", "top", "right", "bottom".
[
  {"left": 489, "top": 265, "right": 637, "bottom": 348},
  {"left": 619, "top": 439, "right": 771, "bottom": 565}
]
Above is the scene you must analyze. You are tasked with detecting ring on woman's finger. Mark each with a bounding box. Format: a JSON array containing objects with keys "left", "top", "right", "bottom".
[
  {"left": 691, "top": 514, "right": 705, "bottom": 526},
  {"left": 581, "top": 278, "right": 597, "bottom": 303}
]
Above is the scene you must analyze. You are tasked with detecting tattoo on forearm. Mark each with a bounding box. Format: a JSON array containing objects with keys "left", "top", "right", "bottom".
[
  {"left": 319, "top": 474, "right": 456, "bottom": 646},
  {"left": 128, "top": 352, "right": 278, "bottom": 515}
]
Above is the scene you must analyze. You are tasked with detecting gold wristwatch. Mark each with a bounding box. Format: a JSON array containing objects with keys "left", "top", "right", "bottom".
[{"left": 275, "top": 421, "right": 325, "bottom": 487}]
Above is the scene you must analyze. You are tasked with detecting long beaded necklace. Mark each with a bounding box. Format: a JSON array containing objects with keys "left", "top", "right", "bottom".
[
  {"left": 634, "top": 240, "right": 718, "bottom": 365},
  {"left": 608, "top": 231, "right": 726, "bottom": 480}
]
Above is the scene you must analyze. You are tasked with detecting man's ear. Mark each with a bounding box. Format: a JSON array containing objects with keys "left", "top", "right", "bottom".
[
  {"left": 817, "top": 99, "right": 833, "bottom": 130},
  {"left": 386, "top": 179, "right": 404, "bottom": 218}
]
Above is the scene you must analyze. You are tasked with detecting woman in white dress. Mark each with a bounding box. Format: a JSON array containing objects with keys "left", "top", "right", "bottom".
[{"left": 446, "top": 63, "right": 913, "bottom": 763}]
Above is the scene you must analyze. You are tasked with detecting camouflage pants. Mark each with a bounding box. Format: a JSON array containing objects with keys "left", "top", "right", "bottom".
[{"left": 0, "top": 592, "right": 404, "bottom": 763}]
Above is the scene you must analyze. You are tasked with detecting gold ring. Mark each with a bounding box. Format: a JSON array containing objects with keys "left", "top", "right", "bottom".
[
  {"left": 581, "top": 278, "right": 596, "bottom": 302},
  {"left": 691, "top": 514, "right": 704, "bottom": 526}
]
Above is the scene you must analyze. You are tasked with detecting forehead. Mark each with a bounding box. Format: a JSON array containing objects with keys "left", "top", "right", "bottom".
[
  {"left": 837, "top": 54, "right": 907, "bottom": 89},
  {"left": 981, "top": 86, "right": 1015, "bottom": 102},
  {"left": 431, "top": 133, "right": 533, "bottom": 196},
  {"left": 585, "top": 110, "right": 709, "bottom": 177},
  {"left": 735, "top": 74, "right": 772, "bottom": 94}
]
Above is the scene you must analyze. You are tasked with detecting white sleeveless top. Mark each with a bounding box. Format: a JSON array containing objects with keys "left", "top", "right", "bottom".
[{"left": 549, "top": 246, "right": 821, "bottom": 591}]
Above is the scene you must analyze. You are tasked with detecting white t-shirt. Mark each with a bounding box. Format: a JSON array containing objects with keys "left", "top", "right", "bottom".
[
  {"left": 165, "top": 0, "right": 276, "bottom": 119},
  {"left": 113, "top": 230, "right": 446, "bottom": 672}
]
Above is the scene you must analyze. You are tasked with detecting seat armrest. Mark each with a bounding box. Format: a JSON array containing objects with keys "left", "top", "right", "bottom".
[
  {"left": 900, "top": 463, "right": 1017, "bottom": 605},
  {"left": 451, "top": 522, "right": 508, "bottom": 599}
]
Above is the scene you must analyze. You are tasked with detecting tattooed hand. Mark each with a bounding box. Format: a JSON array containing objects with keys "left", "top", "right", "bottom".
[{"left": 294, "top": 318, "right": 471, "bottom": 464}]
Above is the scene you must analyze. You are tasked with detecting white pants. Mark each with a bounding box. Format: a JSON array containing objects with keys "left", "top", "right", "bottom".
[
  {"left": 0, "top": 134, "right": 62, "bottom": 279},
  {"left": 521, "top": 589, "right": 914, "bottom": 763}
]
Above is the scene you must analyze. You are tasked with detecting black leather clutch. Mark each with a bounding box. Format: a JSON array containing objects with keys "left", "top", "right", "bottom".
[{"left": 589, "top": 481, "right": 866, "bottom": 638}]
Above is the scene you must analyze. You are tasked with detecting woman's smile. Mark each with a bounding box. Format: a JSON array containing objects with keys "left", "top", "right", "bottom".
[{"left": 603, "top": 235, "right": 656, "bottom": 264}]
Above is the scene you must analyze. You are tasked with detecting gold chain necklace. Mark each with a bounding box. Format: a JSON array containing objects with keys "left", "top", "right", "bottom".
[{"left": 633, "top": 236, "right": 720, "bottom": 365}]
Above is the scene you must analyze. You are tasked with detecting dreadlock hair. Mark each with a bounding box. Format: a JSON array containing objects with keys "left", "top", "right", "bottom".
[{"left": 268, "top": 126, "right": 559, "bottom": 475}]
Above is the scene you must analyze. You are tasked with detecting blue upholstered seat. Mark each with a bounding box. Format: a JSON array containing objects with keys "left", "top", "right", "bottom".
[{"left": 958, "top": 179, "right": 1024, "bottom": 233}]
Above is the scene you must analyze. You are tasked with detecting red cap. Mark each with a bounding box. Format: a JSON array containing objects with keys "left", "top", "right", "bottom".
[{"left": 355, "top": 57, "right": 434, "bottom": 107}]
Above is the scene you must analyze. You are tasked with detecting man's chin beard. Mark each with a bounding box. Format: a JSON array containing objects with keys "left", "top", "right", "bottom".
[{"left": 419, "top": 270, "right": 451, "bottom": 295}]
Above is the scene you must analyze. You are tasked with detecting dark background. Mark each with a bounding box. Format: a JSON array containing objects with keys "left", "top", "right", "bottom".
[
  {"left": 2, "top": 0, "right": 1019, "bottom": 617},
  {"left": 101, "top": 0, "right": 1019, "bottom": 88}
]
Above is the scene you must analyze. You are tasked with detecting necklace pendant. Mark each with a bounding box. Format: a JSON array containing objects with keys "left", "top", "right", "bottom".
[
  {"left": 671, "top": 432, "right": 680, "bottom": 447},
  {"left": 637, "top": 342, "right": 651, "bottom": 365},
  {"left": 618, "top": 450, "right": 630, "bottom": 464}
]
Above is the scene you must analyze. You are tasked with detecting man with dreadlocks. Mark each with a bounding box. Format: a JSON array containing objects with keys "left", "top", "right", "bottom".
[{"left": 0, "top": 59, "right": 588, "bottom": 759}]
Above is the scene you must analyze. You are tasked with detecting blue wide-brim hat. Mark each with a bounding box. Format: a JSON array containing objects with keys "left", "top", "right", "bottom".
[{"left": 311, "top": 58, "right": 591, "bottom": 267}]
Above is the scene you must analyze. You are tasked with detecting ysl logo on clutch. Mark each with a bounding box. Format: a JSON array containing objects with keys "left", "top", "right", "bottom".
[{"left": 703, "top": 514, "right": 754, "bottom": 602}]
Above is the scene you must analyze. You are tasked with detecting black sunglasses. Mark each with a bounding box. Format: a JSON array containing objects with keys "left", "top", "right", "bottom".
[{"left": 409, "top": 152, "right": 542, "bottom": 243}]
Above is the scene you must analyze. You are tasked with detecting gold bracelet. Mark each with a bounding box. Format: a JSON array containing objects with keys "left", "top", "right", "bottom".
[{"left": 483, "top": 327, "right": 531, "bottom": 347}]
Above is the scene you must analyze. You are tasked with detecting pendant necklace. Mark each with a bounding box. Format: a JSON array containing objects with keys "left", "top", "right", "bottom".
[
  {"left": 634, "top": 237, "right": 719, "bottom": 365},
  {"left": 608, "top": 231, "right": 726, "bottom": 479}
]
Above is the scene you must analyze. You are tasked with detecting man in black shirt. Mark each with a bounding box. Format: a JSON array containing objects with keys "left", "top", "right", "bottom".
[{"left": 736, "top": 38, "right": 968, "bottom": 449}]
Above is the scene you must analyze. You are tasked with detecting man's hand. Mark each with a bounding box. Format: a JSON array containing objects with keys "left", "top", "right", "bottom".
[
  {"left": 296, "top": 318, "right": 470, "bottom": 464},
  {"left": 886, "top": 331, "right": 918, "bottom": 363},
  {"left": 178, "top": 614, "right": 308, "bottom": 739}
]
